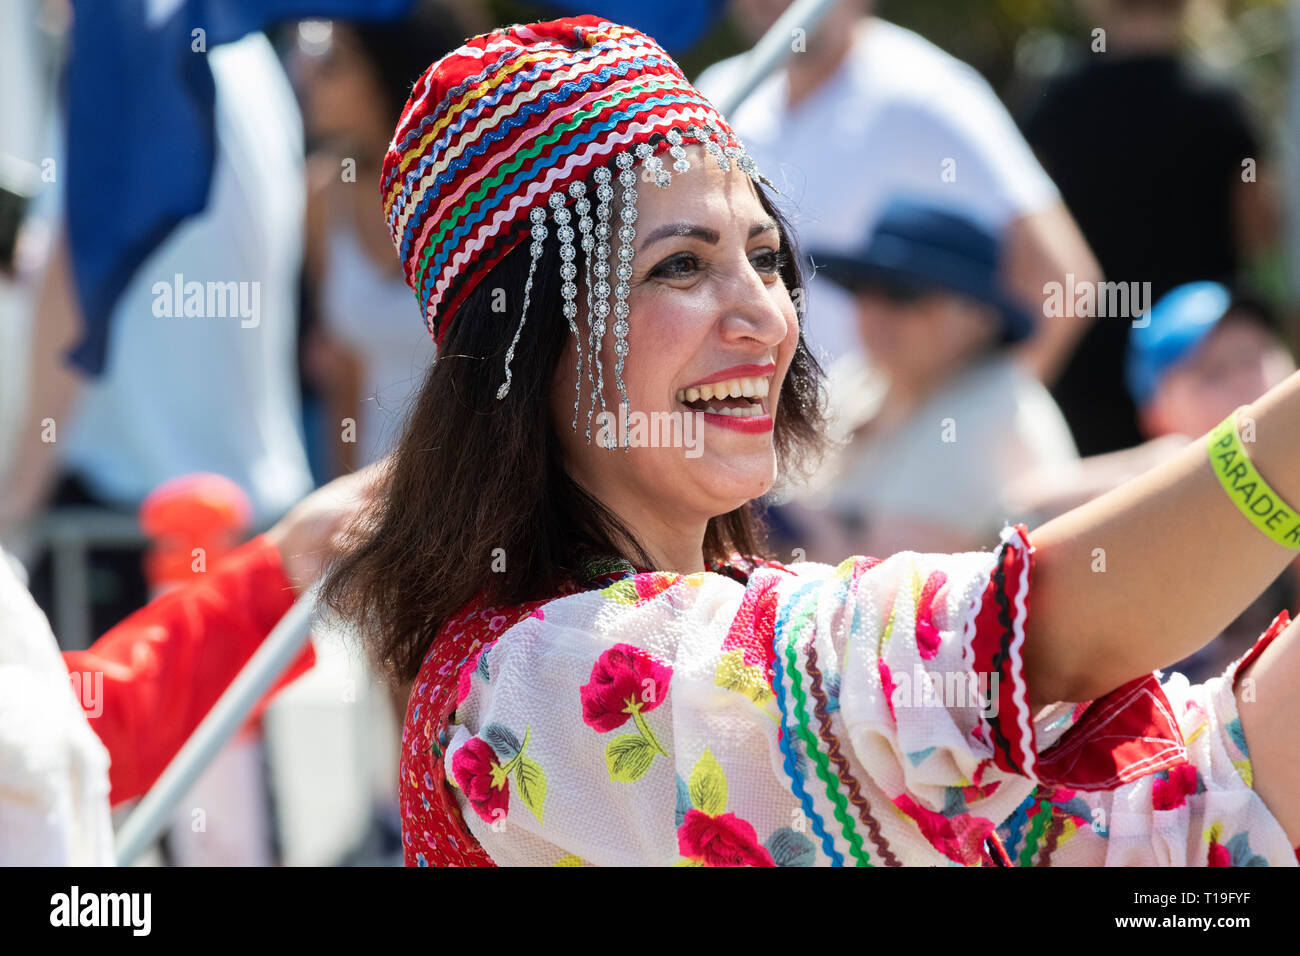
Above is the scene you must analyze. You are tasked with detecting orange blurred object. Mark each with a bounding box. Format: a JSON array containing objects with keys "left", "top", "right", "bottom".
[{"left": 139, "top": 473, "right": 253, "bottom": 591}]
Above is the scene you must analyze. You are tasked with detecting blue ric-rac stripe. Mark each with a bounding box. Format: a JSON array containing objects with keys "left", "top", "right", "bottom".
[
  {"left": 392, "top": 53, "right": 676, "bottom": 257},
  {"left": 388, "top": 31, "right": 656, "bottom": 166},
  {"left": 772, "top": 579, "right": 844, "bottom": 866},
  {"left": 389, "top": 44, "right": 665, "bottom": 218},
  {"left": 416, "top": 90, "right": 711, "bottom": 302},
  {"left": 385, "top": 45, "right": 532, "bottom": 192},
  {"left": 397, "top": 55, "right": 680, "bottom": 263},
  {"left": 403, "top": 70, "right": 696, "bottom": 273},
  {"left": 1001, "top": 792, "right": 1036, "bottom": 858}
]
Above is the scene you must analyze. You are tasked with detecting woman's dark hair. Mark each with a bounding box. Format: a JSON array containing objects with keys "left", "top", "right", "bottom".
[{"left": 323, "top": 176, "right": 828, "bottom": 683}]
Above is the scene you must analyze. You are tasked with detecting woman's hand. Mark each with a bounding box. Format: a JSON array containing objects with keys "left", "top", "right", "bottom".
[{"left": 265, "top": 461, "right": 386, "bottom": 595}]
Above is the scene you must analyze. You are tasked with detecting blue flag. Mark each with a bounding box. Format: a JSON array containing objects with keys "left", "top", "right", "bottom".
[{"left": 522, "top": 1, "right": 729, "bottom": 55}]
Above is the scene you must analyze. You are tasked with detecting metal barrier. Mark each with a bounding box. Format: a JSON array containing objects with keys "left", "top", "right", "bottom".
[
  {"left": 714, "top": 0, "right": 839, "bottom": 116},
  {"left": 34, "top": 507, "right": 149, "bottom": 651},
  {"left": 114, "top": 584, "right": 320, "bottom": 866},
  {"left": 28, "top": 504, "right": 272, "bottom": 651}
]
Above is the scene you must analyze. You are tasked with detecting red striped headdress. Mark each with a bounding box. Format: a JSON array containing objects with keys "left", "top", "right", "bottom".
[{"left": 380, "top": 14, "right": 770, "bottom": 441}]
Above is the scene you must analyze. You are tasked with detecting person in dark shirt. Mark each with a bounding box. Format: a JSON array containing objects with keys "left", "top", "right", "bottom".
[{"left": 1020, "top": 0, "right": 1277, "bottom": 455}]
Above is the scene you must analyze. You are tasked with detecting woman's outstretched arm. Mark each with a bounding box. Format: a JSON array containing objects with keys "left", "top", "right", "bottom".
[{"left": 1026, "top": 369, "right": 1300, "bottom": 710}]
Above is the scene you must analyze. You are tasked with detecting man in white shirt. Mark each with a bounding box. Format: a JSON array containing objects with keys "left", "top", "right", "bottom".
[{"left": 695, "top": 0, "right": 1100, "bottom": 385}]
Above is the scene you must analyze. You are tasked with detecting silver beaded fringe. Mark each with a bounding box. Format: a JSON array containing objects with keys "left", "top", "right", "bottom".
[{"left": 495, "top": 124, "right": 771, "bottom": 451}]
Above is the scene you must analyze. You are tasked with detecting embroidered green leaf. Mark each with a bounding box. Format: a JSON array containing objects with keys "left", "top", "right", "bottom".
[
  {"left": 907, "top": 746, "right": 936, "bottom": 767},
  {"left": 1226, "top": 717, "right": 1248, "bottom": 756},
  {"left": 554, "top": 855, "right": 583, "bottom": 867},
  {"left": 714, "top": 648, "right": 775, "bottom": 706},
  {"left": 600, "top": 579, "right": 641, "bottom": 605},
  {"left": 764, "top": 827, "right": 817, "bottom": 867},
  {"left": 514, "top": 755, "right": 547, "bottom": 824},
  {"left": 673, "top": 858, "right": 706, "bottom": 867},
  {"left": 675, "top": 774, "right": 692, "bottom": 829},
  {"left": 605, "top": 734, "right": 655, "bottom": 782},
  {"left": 483, "top": 723, "right": 522, "bottom": 761},
  {"left": 689, "top": 748, "right": 728, "bottom": 815}
]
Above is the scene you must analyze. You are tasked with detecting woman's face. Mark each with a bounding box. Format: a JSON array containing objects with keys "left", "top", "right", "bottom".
[{"left": 552, "top": 145, "right": 800, "bottom": 534}]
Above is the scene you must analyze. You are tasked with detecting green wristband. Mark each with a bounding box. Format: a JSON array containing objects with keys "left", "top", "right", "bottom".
[{"left": 1208, "top": 409, "right": 1300, "bottom": 550}]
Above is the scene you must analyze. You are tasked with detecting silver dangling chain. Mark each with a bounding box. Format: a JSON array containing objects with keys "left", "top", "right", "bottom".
[
  {"left": 551, "top": 189, "right": 582, "bottom": 430},
  {"left": 638, "top": 139, "right": 672, "bottom": 188},
  {"left": 613, "top": 151, "right": 637, "bottom": 450},
  {"left": 571, "top": 180, "right": 595, "bottom": 440},
  {"left": 591, "top": 165, "right": 613, "bottom": 446},
  {"left": 666, "top": 127, "right": 691, "bottom": 174},
  {"left": 494, "top": 128, "right": 770, "bottom": 428},
  {"left": 496, "top": 205, "right": 547, "bottom": 400}
]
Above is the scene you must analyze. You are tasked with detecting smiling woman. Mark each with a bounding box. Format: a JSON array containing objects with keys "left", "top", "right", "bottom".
[
  {"left": 327, "top": 139, "right": 825, "bottom": 661},
  {"left": 321, "top": 15, "right": 1300, "bottom": 867},
  {"left": 551, "top": 146, "right": 813, "bottom": 573}
]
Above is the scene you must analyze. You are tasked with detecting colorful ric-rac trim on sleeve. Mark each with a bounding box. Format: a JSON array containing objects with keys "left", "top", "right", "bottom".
[{"left": 970, "top": 524, "right": 1037, "bottom": 780}]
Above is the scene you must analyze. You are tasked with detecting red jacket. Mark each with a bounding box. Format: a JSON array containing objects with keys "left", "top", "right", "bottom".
[{"left": 62, "top": 534, "right": 315, "bottom": 806}]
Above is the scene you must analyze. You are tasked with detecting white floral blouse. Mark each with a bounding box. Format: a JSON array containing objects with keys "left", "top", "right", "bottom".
[{"left": 409, "top": 525, "right": 1297, "bottom": 866}]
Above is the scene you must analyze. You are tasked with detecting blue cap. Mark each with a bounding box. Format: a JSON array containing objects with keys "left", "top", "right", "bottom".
[
  {"left": 1125, "top": 281, "right": 1233, "bottom": 406},
  {"left": 807, "top": 196, "right": 1035, "bottom": 344}
]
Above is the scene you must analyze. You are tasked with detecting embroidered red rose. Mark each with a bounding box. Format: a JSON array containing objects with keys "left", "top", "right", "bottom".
[
  {"left": 580, "top": 643, "right": 673, "bottom": 733},
  {"left": 879, "top": 660, "right": 898, "bottom": 722},
  {"left": 1151, "top": 764, "right": 1199, "bottom": 811},
  {"left": 915, "top": 570, "right": 948, "bottom": 661},
  {"left": 677, "top": 809, "right": 775, "bottom": 866},
  {"left": 451, "top": 737, "right": 509, "bottom": 824},
  {"left": 893, "top": 792, "right": 994, "bottom": 866},
  {"left": 1207, "top": 839, "right": 1232, "bottom": 867}
]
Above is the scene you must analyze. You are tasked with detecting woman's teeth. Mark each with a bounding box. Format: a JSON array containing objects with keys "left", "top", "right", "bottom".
[
  {"left": 675, "top": 377, "right": 770, "bottom": 404},
  {"left": 701, "top": 403, "right": 765, "bottom": 418}
]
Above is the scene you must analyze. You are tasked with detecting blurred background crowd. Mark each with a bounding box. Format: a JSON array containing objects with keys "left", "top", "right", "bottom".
[{"left": 2, "top": 0, "right": 1298, "bottom": 865}]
